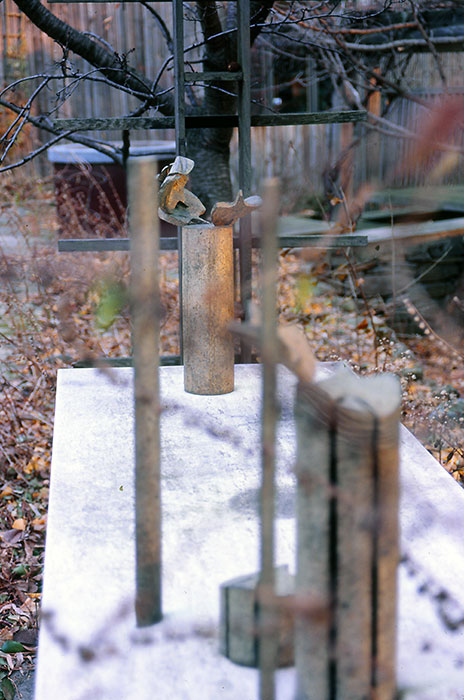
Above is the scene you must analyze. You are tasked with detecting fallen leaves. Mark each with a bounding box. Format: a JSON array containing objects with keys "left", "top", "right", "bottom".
[
  {"left": 0, "top": 177, "right": 463, "bottom": 695},
  {"left": 11, "top": 520, "right": 25, "bottom": 532}
]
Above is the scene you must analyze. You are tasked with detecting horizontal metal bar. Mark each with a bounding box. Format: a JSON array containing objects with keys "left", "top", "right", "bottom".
[
  {"left": 58, "top": 234, "right": 367, "bottom": 253},
  {"left": 252, "top": 111, "right": 367, "bottom": 126},
  {"left": 72, "top": 356, "right": 181, "bottom": 368},
  {"left": 58, "top": 238, "right": 176, "bottom": 252},
  {"left": 52, "top": 110, "right": 366, "bottom": 132},
  {"left": 275, "top": 234, "right": 367, "bottom": 248},
  {"left": 48, "top": 0, "right": 275, "bottom": 3},
  {"left": 59, "top": 238, "right": 130, "bottom": 252},
  {"left": 72, "top": 353, "right": 257, "bottom": 368},
  {"left": 185, "top": 71, "right": 243, "bottom": 82}
]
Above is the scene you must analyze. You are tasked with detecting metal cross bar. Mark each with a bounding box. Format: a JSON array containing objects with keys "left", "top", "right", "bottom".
[
  {"left": 57, "top": 234, "right": 368, "bottom": 253},
  {"left": 184, "top": 71, "right": 243, "bottom": 82},
  {"left": 51, "top": 111, "right": 366, "bottom": 132}
]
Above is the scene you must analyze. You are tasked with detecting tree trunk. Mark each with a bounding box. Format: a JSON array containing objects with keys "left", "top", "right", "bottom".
[
  {"left": 186, "top": 0, "right": 274, "bottom": 211},
  {"left": 12, "top": 0, "right": 274, "bottom": 206},
  {"left": 187, "top": 130, "right": 234, "bottom": 213}
]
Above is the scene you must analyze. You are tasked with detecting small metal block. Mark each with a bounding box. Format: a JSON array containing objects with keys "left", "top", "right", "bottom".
[{"left": 219, "top": 566, "right": 295, "bottom": 668}]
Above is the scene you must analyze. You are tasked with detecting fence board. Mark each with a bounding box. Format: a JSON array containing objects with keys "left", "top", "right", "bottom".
[{"left": 2, "top": 2, "right": 464, "bottom": 194}]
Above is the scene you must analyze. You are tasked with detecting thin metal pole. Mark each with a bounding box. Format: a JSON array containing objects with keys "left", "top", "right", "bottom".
[
  {"left": 237, "top": 0, "right": 251, "bottom": 195},
  {"left": 237, "top": 0, "right": 252, "bottom": 361},
  {"left": 128, "top": 156, "right": 162, "bottom": 626},
  {"left": 259, "top": 178, "right": 280, "bottom": 700},
  {"left": 173, "top": 0, "right": 186, "bottom": 158}
]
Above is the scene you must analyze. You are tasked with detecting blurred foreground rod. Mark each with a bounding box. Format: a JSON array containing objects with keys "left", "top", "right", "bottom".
[
  {"left": 259, "top": 178, "right": 280, "bottom": 700},
  {"left": 128, "top": 156, "right": 162, "bottom": 626}
]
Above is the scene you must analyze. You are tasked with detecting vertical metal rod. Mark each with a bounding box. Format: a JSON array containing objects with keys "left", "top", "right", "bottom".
[
  {"left": 173, "top": 0, "right": 186, "bottom": 158},
  {"left": 128, "top": 156, "right": 162, "bottom": 626},
  {"left": 238, "top": 215, "right": 252, "bottom": 362},
  {"left": 122, "top": 129, "right": 130, "bottom": 167},
  {"left": 173, "top": 0, "right": 185, "bottom": 361},
  {"left": 237, "top": 0, "right": 252, "bottom": 361},
  {"left": 259, "top": 178, "right": 280, "bottom": 700},
  {"left": 237, "top": 0, "right": 251, "bottom": 195}
]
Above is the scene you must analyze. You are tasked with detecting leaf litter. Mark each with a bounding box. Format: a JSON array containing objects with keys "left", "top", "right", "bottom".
[{"left": 0, "top": 174, "right": 463, "bottom": 694}]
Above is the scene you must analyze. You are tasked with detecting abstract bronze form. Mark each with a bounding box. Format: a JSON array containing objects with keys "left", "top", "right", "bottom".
[
  {"left": 158, "top": 158, "right": 262, "bottom": 395},
  {"left": 158, "top": 157, "right": 262, "bottom": 228},
  {"left": 211, "top": 190, "right": 262, "bottom": 227},
  {"left": 158, "top": 156, "right": 207, "bottom": 226}
]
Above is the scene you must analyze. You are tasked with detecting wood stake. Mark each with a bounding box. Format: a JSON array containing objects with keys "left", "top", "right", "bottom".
[
  {"left": 128, "top": 156, "right": 162, "bottom": 626},
  {"left": 259, "top": 178, "right": 280, "bottom": 700}
]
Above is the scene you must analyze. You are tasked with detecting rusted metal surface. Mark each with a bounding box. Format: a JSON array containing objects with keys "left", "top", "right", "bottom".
[
  {"left": 182, "top": 224, "right": 234, "bottom": 395},
  {"left": 211, "top": 190, "right": 262, "bottom": 227}
]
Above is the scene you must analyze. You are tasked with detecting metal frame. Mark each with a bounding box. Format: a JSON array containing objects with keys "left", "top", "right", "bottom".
[{"left": 52, "top": 0, "right": 367, "bottom": 364}]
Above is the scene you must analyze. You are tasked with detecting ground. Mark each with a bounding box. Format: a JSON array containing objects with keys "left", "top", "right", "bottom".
[{"left": 0, "top": 172, "right": 462, "bottom": 698}]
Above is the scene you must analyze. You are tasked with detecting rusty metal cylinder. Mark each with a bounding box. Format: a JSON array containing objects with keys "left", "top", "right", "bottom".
[{"left": 182, "top": 224, "right": 234, "bottom": 395}]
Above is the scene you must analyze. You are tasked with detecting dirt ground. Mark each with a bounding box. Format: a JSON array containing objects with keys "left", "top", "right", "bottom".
[{"left": 0, "top": 176, "right": 463, "bottom": 697}]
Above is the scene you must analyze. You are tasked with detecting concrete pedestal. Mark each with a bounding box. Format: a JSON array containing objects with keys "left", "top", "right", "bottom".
[{"left": 35, "top": 365, "right": 464, "bottom": 700}]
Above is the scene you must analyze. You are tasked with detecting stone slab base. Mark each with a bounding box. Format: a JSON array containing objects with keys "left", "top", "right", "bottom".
[{"left": 35, "top": 364, "right": 464, "bottom": 700}]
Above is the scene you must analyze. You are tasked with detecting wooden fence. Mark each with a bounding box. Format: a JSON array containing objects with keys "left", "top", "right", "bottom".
[{"left": 2, "top": 1, "right": 464, "bottom": 196}]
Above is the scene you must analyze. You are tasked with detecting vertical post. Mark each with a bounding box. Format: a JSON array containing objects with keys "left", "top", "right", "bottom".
[
  {"left": 237, "top": 0, "right": 252, "bottom": 362},
  {"left": 128, "top": 156, "right": 162, "bottom": 626},
  {"left": 173, "top": 0, "right": 185, "bottom": 361},
  {"left": 258, "top": 179, "right": 280, "bottom": 700},
  {"left": 295, "top": 369, "right": 400, "bottom": 699},
  {"left": 182, "top": 224, "right": 234, "bottom": 395}
]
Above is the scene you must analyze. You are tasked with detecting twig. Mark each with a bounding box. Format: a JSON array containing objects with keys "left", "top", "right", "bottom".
[
  {"left": 21, "top": 375, "right": 45, "bottom": 413},
  {"left": 0, "top": 131, "right": 75, "bottom": 173}
]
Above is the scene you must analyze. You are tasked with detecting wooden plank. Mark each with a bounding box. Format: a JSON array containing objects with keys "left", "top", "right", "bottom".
[
  {"left": 52, "top": 111, "right": 366, "bottom": 131},
  {"left": 365, "top": 217, "right": 464, "bottom": 246}
]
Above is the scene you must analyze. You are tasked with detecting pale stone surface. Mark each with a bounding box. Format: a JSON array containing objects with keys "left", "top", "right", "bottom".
[{"left": 35, "top": 364, "right": 464, "bottom": 700}]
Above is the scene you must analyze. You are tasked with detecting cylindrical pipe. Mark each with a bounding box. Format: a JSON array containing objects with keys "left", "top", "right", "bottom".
[
  {"left": 128, "top": 156, "right": 162, "bottom": 626},
  {"left": 182, "top": 224, "right": 234, "bottom": 395}
]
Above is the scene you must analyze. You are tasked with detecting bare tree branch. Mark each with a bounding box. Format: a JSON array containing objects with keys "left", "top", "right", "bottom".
[
  {"left": 0, "top": 96, "right": 122, "bottom": 163},
  {"left": 13, "top": 0, "right": 174, "bottom": 114}
]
